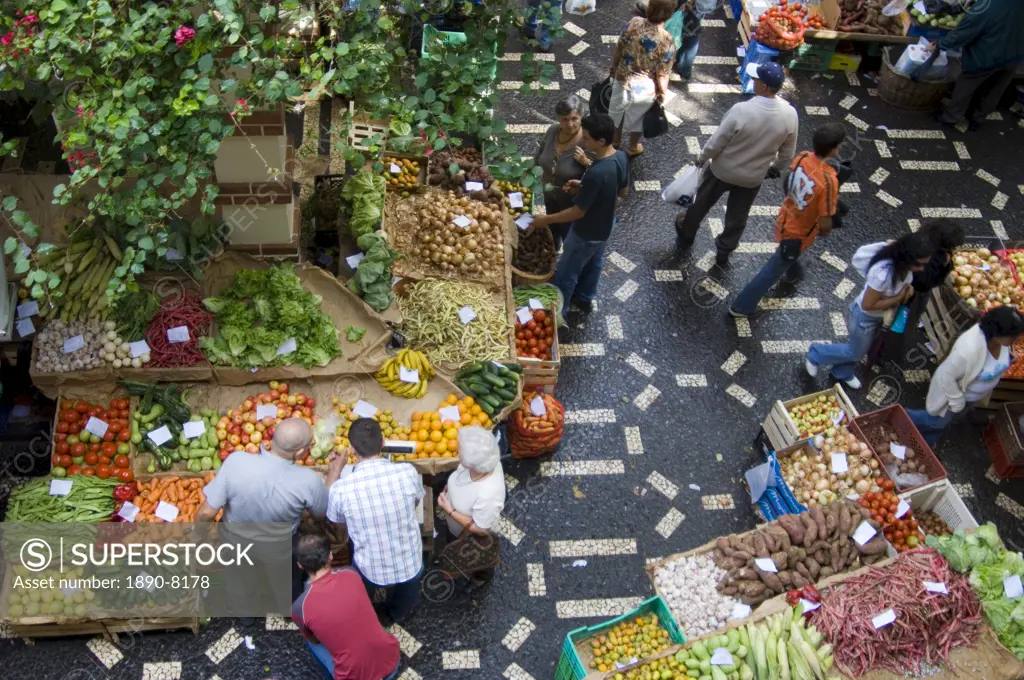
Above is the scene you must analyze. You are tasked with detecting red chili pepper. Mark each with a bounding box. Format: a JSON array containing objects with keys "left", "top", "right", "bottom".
[
  {"left": 114, "top": 482, "right": 137, "bottom": 501},
  {"left": 801, "top": 584, "right": 822, "bottom": 603}
]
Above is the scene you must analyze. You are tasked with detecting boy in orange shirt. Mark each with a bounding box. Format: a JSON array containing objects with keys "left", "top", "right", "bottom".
[{"left": 729, "top": 123, "right": 846, "bottom": 318}]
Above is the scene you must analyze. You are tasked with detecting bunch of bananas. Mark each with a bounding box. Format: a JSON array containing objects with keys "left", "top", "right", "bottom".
[
  {"left": 26, "top": 232, "right": 123, "bottom": 323},
  {"left": 376, "top": 348, "right": 435, "bottom": 398}
]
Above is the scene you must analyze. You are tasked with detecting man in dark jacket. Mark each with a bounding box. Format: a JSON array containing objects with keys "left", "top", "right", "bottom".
[{"left": 933, "top": 0, "right": 1024, "bottom": 128}]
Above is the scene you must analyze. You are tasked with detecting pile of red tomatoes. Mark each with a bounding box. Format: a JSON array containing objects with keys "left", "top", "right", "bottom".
[
  {"left": 514, "top": 309, "right": 555, "bottom": 360},
  {"left": 52, "top": 399, "right": 135, "bottom": 481}
]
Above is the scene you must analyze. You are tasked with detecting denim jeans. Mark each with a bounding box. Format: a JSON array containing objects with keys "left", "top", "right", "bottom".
[
  {"left": 675, "top": 38, "right": 701, "bottom": 79},
  {"left": 554, "top": 230, "right": 606, "bottom": 316},
  {"left": 807, "top": 302, "right": 881, "bottom": 381},
  {"left": 307, "top": 641, "right": 401, "bottom": 680},
  {"left": 361, "top": 567, "right": 423, "bottom": 623},
  {"left": 906, "top": 407, "right": 968, "bottom": 447},
  {"left": 525, "top": 0, "right": 562, "bottom": 48},
  {"left": 731, "top": 246, "right": 800, "bottom": 315}
]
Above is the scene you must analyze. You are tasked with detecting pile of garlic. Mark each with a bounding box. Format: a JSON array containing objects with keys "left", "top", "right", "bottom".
[
  {"left": 780, "top": 428, "right": 883, "bottom": 506},
  {"left": 99, "top": 320, "right": 150, "bottom": 368},
  {"left": 33, "top": 320, "right": 105, "bottom": 373},
  {"left": 653, "top": 553, "right": 738, "bottom": 638}
]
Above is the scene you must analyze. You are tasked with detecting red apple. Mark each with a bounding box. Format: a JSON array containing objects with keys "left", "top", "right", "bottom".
[
  {"left": 295, "top": 394, "right": 306, "bottom": 406},
  {"left": 244, "top": 443, "right": 259, "bottom": 453},
  {"left": 279, "top": 383, "right": 289, "bottom": 394},
  {"left": 241, "top": 433, "right": 250, "bottom": 444}
]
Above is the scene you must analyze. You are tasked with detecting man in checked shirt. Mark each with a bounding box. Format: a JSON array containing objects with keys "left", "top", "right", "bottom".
[{"left": 325, "top": 417, "right": 424, "bottom": 623}]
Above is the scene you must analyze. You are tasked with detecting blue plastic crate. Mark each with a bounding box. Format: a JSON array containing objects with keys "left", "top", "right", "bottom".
[
  {"left": 908, "top": 22, "right": 950, "bottom": 41},
  {"left": 741, "top": 40, "right": 780, "bottom": 93},
  {"left": 730, "top": 0, "right": 743, "bottom": 21}
]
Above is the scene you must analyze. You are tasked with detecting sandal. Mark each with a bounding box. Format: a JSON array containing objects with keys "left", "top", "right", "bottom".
[{"left": 627, "top": 144, "right": 644, "bottom": 157}]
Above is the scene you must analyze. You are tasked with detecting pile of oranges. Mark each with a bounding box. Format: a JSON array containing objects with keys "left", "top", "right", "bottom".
[{"left": 394, "top": 394, "right": 493, "bottom": 462}]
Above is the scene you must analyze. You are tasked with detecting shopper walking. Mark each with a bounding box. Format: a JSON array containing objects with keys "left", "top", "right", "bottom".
[
  {"left": 930, "top": 0, "right": 1024, "bottom": 129},
  {"left": 805, "top": 234, "right": 935, "bottom": 390},
  {"left": 533, "top": 95, "right": 594, "bottom": 249},
  {"left": 292, "top": 533, "right": 402, "bottom": 680},
  {"left": 529, "top": 114, "right": 628, "bottom": 316},
  {"left": 636, "top": 0, "right": 710, "bottom": 80},
  {"left": 675, "top": 62, "right": 798, "bottom": 266},
  {"left": 906, "top": 306, "right": 1024, "bottom": 446},
  {"left": 729, "top": 122, "right": 845, "bottom": 318},
  {"left": 608, "top": 0, "right": 677, "bottom": 155}
]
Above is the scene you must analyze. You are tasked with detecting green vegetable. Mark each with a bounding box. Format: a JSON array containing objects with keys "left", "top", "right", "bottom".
[
  {"left": 926, "top": 522, "right": 1004, "bottom": 573},
  {"left": 344, "top": 325, "right": 367, "bottom": 342},
  {"left": 4, "top": 475, "right": 121, "bottom": 522},
  {"left": 342, "top": 170, "right": 386, "bottom": 240},
  {"left": 348, "top": 233, "right": 398, "bottom": 311},
  {"left": 110, "top": 286, "right": 159, "bottom": 342}
]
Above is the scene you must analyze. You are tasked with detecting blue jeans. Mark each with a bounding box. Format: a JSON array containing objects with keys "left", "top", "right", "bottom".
[
  {"left": 807, "top": 302, "right": 881, "bottom": 381},
  {"left": 731, "top": 246, "right": 800, "bottom": 315},
  {"left": 554, "top": 230, "right": 606, "bottom": 316},
  {"left": 906, "top": 407, "right": 969, "bottom": 447},
  {"left": 361, "top": 567, "right": 423, "bottom": 624},
  {"left": 525, "top": 0, "right": 561, "bottom": 48},
  {"left": 675, "top": 38, "right": 701, "bottom": 79},
  {"left": 307, "top": 641, "right": 401, "bottom": 680}
]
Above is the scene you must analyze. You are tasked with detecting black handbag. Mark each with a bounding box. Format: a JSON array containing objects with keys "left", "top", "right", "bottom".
[
  {"left": 642, "top": 101, "right": 669, "bottom": 139},
  {"left": 589, "top": 77, "right": 611, "bottom": 115}
]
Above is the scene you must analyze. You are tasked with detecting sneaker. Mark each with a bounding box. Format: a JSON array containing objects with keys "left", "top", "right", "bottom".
[
  {"left": 805, "top": 359, "right": 819, "bottom": 377},
  {"left": 716, "top": 251, "right": 730, "bottom": 267},
  {"left": 572, "top": 298, "right": 593, "bottom": 314},
  {"left": 844, "top": 376, "right": 862, "bottom": 390}
]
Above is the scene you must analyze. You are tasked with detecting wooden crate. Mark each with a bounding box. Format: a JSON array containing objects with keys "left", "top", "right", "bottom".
[
  {"left": 11, "top": 616, "right": 200, "bottom": 643},
  {"left": 761, "top": 384, "right": 859, "bottom": 451},
  {"left": 373, "top": 153, "right": 428, "bottom": 193},
  {"left": 518, "top": 302, "right": 560, "bottom": 395},
  {"left": 347, "top": 100, "right": 389, "bottom": 151}
]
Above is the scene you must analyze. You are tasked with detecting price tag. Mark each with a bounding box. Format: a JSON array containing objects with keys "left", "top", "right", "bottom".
[
  {"left": 800, "top": 598, "right": 821, "bottom": 613},
  {"left": 155, "top": 500, "right": 179, "bottom": 522},
  {"left": 130, "top": 340, "right": 150, "bottom": 358},
  {"left": 256, "top": 404, "right": 278, "bottom": 421},
  {"left": 392, "top": 276, "right": 403, "bottom": 288},
  {"left": 516, "top": 307, "right": 533, "bottom": 325},
  {"left": 16, "top": 317, "right": 34, "bottom": 337},
  {"left": 729, "top": 602, "right": 752, "bottom": 620},
  {"left": 16, "top": 301, "right": 38, "bottom": 318},
  {"left": 458, "top": 306, "right": 477, "bottom": 324},
  {"left": 852, "top": 520, "right": 877, "bottom": 546},
  {"left": 890, "top": 442, "right": 907, "bottom": 460},
  {"left": 465, "top": 181, "right": 484, "bottom": 192},
  {"left": 1004, "top": 574, "right": 1023, "bottom": 599},
  {"left": 166, "top": 247, "right": 184, "bottom": 261},
  {"left": 166, "top": 326, "right": 190, "bottom": 343},
  {"left": 389, "top": 162, "right": 402, "bottom": 174},
  {"left": 452, "top": 215, "right": 472, "bottom": 229},
  {"left": 710, "top": 648, "right": 734, "bottom": 666},
  {"left": 913, "top": 1, "right": 926, "bottom": 14},
  {"left": 614, "top": 658, "right": 639, "bottom": 670},
  {"left": 832, "top": 409, "right": 845, "bottom": 426},
  {"left": 895, "top": 499, "right": 911, "bottom": 519},
  {"left": 276, "top": 338, "right": 297, "bottom": 356},
  {"left": 924, "top": 581, "right": 948, "bottom": 594},
  {"left": 737, "top": 46, "right": 746, "bottom": 58},
  {"left": 528, "top": 298, "right": 544, "bottom": 310},
  {"left": 346, "top": 253, "right": 365, "bottom": 270},
  {"left": 49, "top": 479, "right": 73, "bottom": 496},
  {"left": 515, "top": 213, "right": 534, "bottom": 230},
  {"left": 352, "top": 400, "right": 378, "bottom": 419},
  {"left": 831, "top": 453, "right": 848, "bottom": 474},
  {"left": 509, "top": 192, "right": 524, "bottom": 208},
  {"left": 147, "top": 425, "right": 172, "bottom": 446},
  {"left": 399, "top": 366, "right": 420, "bottom": 384},
  {"left": 84, "top": 417, "right": 109, "bottom": 438},
  {"left": 183, "top": 420, "right": 206, "bottom": 439},
  {"left": 118, "top": 501, "right": 140, "bottom": 522},
  {"left": 439, "top": 405, "right": 462, "bottom": 423},
  {"left": 755, "top": 557, "right": 778, "bottom": 573},
  {"left": 872, "top": 609, "right": 896, "bottom": 629},
  {"left": 63, "top": 335, "right": 85, "bottom": 353},
  {"left": 530, "top": 396, "right": 547, "bottom": 417}
]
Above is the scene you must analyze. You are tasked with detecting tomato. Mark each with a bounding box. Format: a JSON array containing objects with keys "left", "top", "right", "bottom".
[
  {"left": 56, "top": 421, "right": 70, "bottom": 434},
  {"left": 526, "top": 320, "right": 537, "bottom": 331},
  {"left": 96, "top": 464, "right": 112, "bottom": 479},
  {"left": 56, "top": 454, "right": 73, "bottom": 468},
  {"left": 69, "top": 442, "right": 86, "bottom": 456},
  {"left": 113, "top": 399, "right": 128, "bottom": 411},
  {"left": 61, "top": 399, "right": 74, "bottom": 409},
  {"left": 66, "top": 464, "right": 82, "bottom": 476},
  {"left": 89, "top": 443, "right": 102, "bottom": 453},
  {"left": 61, "top": 409, "right": 78, "bottom": 423},
  {"left": 109, "top": 422, "right": 123, "bottom": 434},
  {"left": 118, "top": 429, "right": 131, "bottom": 442},
  {"left": 68, "top": 422, "right": 82, "bottom": 434},
  {"left": 84, "top": 452, "right": 99, "bottom": 465},
  {"left": 114, "top": 455, "right": 130, "bottom": 469},
  {"left": 101, "top": 442, "right": 117, "bottom": 456},
  {"left": 81, "top": 467, "right": 96, "bottom": 476},
  {"left": 117, "top": 469, "right": 134, "bottom": 483},
  {"left": 56, "top": 441, "right": 70, "bottom": 455}
]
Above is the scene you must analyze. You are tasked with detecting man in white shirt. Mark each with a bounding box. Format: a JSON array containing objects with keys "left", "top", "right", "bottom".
[
  {"left": 325, "top": 418, "right": 424, "bottom": 623},
  {"left": 675, "top": 61, "right": 798, "bottom": 267}
]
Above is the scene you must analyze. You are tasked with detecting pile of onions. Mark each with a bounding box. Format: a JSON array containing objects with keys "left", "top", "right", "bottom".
[
  {"left": 412, "top": 192, "right": 505, "bottom": 277},
  {"left": 780, "top": 428, "right": 884, "bottom": 506},
  {"left": 951, "top": 248, "right": 1024, "bottom": 313}
]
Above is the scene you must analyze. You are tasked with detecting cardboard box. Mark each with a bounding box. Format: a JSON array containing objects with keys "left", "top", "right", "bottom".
[{"left": 830, "top": 52, "right": 863, "bottom": 71}]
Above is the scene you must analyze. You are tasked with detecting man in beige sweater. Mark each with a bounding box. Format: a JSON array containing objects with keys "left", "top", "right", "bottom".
[{"left": 676, "top": 62, "right": 798, "bottom": 267}]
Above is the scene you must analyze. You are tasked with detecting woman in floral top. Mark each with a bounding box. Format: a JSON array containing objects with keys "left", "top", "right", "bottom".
[{"left": 608, "top": 0, "right": 676, "bottom": 156}]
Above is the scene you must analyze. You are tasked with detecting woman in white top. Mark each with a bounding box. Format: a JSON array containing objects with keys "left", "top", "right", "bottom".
[
  {"left": 907, "top": 306, "right": 1024, "bottom": 446},
  {"left": 806, "top": 234, "right": 934, "bottom": 389}
]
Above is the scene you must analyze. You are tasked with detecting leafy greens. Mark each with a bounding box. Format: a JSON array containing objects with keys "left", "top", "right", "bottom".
[
  {"left": 348, "top": 232, "right": 399, "bottom": 312},
  {"left": 341, "top": 170, "right": 386, "bottom": 240}
]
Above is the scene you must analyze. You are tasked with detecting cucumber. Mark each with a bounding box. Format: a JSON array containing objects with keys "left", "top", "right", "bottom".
[
  {"left": 466, "top": 380, "right": 491, "bottom": 395},
  {"left": 456, "top": 381, "right": 477, "bottom": 397},
  {"left": 481, "top": 373, "right": 505, "bottom": 387},
  {"left": 491, "top": 362, "right": 510, "bottom": 377},
  {"left": 493, "top": 387, "right": 516, "bottom": 401},
  {"left": 484, "top": 362, "right": 499, "bottom": 375},
  {"left": 480, "top": 393, "right": 501, "bottom": 408},
  {"left": 459, "top": 361, "right": 484, "bottom": 377},
  {"left": 478, "top": 400, "right": 495, "bottom": 415},
  {"left": 502, "top": 362, "right": 522, "bottom": 373}
]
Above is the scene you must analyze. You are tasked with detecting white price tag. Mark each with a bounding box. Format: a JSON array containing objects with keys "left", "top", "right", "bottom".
[
  {"left": 872, "top": 609, "right": 896, "bottom": 629},
  {"left": 183, "top": 420, "right": 206, "bottom": 439},
  {"left": 924, "top": 581, "right": 948, "bottom": 594},
  {"left": 890, "top": 442, "right": 907, "bottom": 460},
  {"left": 16, "top": 317, "right": 34, "bottom": 337},
  {"left": 832, "top": 409, "right": 845, "bottom": 426},
  {"left": 256, "top": 404, "right": 278, "bottom": 420},
  {"left": 710, "top": 648, "right": 734, "bottom": 666},
  {"left": 352, "top": 400, "right": 378, "bottom": 419},
  {"left": 516, "top": 307, "right": 533, "bottom": 325},
  {"left": 390, "top": 162, "right": 402, "bottom": 174},
  {"left": 737, "top": 46, "right": 746, "bottom": 58},
  {"left": 399, "top": 366, "right": 420, "bottom": 384},
  {"left": 63, "top": 335, "right": 85, "bottom": 353},
  {"left": 458, "top": 306, "right": 477, "bottom": 324},
  {"left": 452, "top": 215, "right": 472, "bottom": 229},
  {"left": 799, "top": 598, "right": 821, "bottom": 613},
  {"left": 155, "top": 500, "right": 179, "bottom": 522},
  {"left": 392, "top": 276, "right": 403, "bottom": 288},
  {"left": 465, "top": 181, "right": 484, "bottom": 192},
  {"left": 913, "top": 1, "right": 927, "bottom": 14},
  {"left": 84, "top": 417, "right": 109, "bottom": 438},
  {"left": 276, "top": 337, "right": 297, "bottom": 356},
  {"left": 852, "top": 520, "right": 877, "bottom": 546},
  {"left": 147, "top": 425, "right": 172, "bottom": 446},
  {"left": 49, "top": 479, "right": 73, "bottom": 496},
  {"left": 615, "top": 658, "right": 639, "bottom": 670},
  {"left": 509, "top": 192, "right": 524, "bottom": 208},
  {"left": 530, "top": 396, "right": 547, "bottom": 417},
  {"left": 130, "top": 340, "right": 150, "bottom": 358},
  {"left": 346, "top": 253, "right": 365, "bottom": 270},
  {"left": 118, "top": 501, "right": 140, "bottom": 522},
  {"left": 729, "top": 602, "right": 752, "bottom": 620},
  {"left": 1004, "top": 574, "right": 1023, "bottom": 599},
  {"left": 166, "top": 325, "right": 190, "bottom": 343},
  {"left": 16, "top": 301, "right": 38, "bottom": 318},
  {"left": 528, "top": 298, "right": 544, "bottom": 310},
  {"left": 895, "top": 499, "right": 911, "bottom": 519},
  {"left": 755, "top": 557, "right": 778, "bottom": 573},
  {"left": 831, "top": 453, "right": 849, "bottom": 474},
  {"left": 515, "top": 213, "right": 534, "bottom": 230},
  {"left": 439, "top": 405, "right": 462, "bottom": 423},
  {"left": 166, "top": 247, "right": 184, "bottom": 261}
]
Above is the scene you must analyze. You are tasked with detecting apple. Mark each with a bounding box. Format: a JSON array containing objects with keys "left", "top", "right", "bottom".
[
  {"left": 231, "top": 415, "right": 243, "bottom": 426},
  {"left": 243, "top": 399, "right": 254, "bottom": 411},
  {"left": 277, "top": 408, "right": 288, "bottom": 419},
  {"left": 250, "top": 431, "right": 262, "bottom": 444},
  {"left": 244, "top": 443, "right": 259, "bottom": 453},
  {"left": 243, "top": 422, "right": 255, "bottom": 434},
  {"left": 216, "top": 429, "right": 228, "bottom": 441},
  {"left": 262, "top": 416, "right": 275, "bottom": 427},
  {"left": 295, "top": 394, "right": 306, "bottom": 406},
  {"left": 306, "top": 398, "right": 316, "bottom": 409},
  {"left": 259, "top": 393, "right": 272, "bottom": 404},
  {"left": 269, "top": 380, "right": 280, "bottom": 390},
  {"left": 286, "top": 395, "right": 297, "bottom": 406},
  {"left": 300, "top": 406, "right": 312, "bottom": 418},
  {"left": 242, "top": 411, "right": 254, "bottom": 423},
  {"left": 291, "top": 410, "right": 302, "bottom": 419},
  {"left": 267, "top": 426, "right": 275, "bottom": 439},
  {"left": 270, "top": 390, "right": 280, "bottom": 400},
  {"left": 229, "top": 434, "right": 241, "bottom": 446},
  {"left": 279, "top": 383, "right": 289, "bottom": 394},
  {"left": 255, "top": 422, "right": 266, "bottom": 433},
  {"left": 241, "top": 433, "right": 250, "bottom": 444},
  {"left": 229, "top": 409, "right": 240, "bottom": 418},
  {"left": 228, "top": 423, "right": 241, "bottom": 435}
]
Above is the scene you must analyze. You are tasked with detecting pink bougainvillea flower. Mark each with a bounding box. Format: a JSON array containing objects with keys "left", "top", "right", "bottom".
[
  {"left": 236, "top": 98, "right": 249, "bottom": 111},
  {"left": 75, "top": 104, "right": 84, "bottom": 117},
  {"left": 22, "top": 14, "right": 38, "bottom": 24},
  {"left": 0, "top": 33, "right": 12, "bottom": 46},
  {"left": 174, "top": 25, "right": 195, "bottom": 47}
]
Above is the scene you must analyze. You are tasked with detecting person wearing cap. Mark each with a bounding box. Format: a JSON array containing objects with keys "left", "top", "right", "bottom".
[{"left": 674, "top": 61, "right": 798, "bottom": 267}]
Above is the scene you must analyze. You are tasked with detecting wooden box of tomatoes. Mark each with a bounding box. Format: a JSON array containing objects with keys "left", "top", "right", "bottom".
[
  {"left": 51, "top": 388, "right": 136, "bottom": 484},
  {"left": 514, "top": 302, "right": 559, "bottom": 395}
]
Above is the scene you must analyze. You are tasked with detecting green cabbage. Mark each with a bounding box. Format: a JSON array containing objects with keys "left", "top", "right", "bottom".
[{"left": 926, "top": 522, "right": 1004, "bottom": 573}]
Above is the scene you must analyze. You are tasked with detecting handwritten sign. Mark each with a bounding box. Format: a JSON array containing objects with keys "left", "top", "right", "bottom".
[
  {"left": 924, "top": 581, "right": 948, "bottom": 595},
  {"left": 1004, "top": 574, "right": 1023, "bottom": 599},
  {"left": 16, "top": 317, "right": 34, "bottom": 337},
  {"left": 439, "top": 405, "right": 461, "bottom": 423},
  {"left": 895, "top": 499, "right": 911, "bottom": 519},
  {"left": 452, "top": 215, "right": 472, "bottom": 229},
  {"left": 399, "top": 366, "right": 420, "bottom": 384},
  {"left": 49, "top": 479, "right": 73, "bottom": 496},
  {"left": 515, "top": 213, "right": 534, "bottom": 230},
  {"left": 465, "top": 181, "right": 484, "bottom": 192},
  {"left": 117, "top": 501, "right": 140, "bottom": 522},
  {"left": 755, "top": 557, "right": 778, "bottom": 573},
  {"left": 852, "top": 521, "right": 877, "bottom": 546},
  {"left": 528, "top": 298, "right": 544, "bottom": 310},
  {"left": 458, "top": 306, "right": 477, "bottom": 324},
  {"left": 530, "top": 396, "right": 547, "bottom": 416},
  {"left": 167, "top": 326, "right": 190, "bottom": 343},
  {"left": 832, "top": 410, "right": 845, "bottom": 426},
  {"left": 352, "top": 400, "right": 378, "bottom": 419},
  {"left": 872, "top": 609, "right": 896, "bottom": 629},
  {"left": 16, "top": 301, "right": 38, "bottom": 318},
  {"left": 183, "top": 421, "right": 206, "bottom": 439},
  {"left": 509, "top": 192, "right": 524, "bottom": 208},
  {"left": 831, "top": 453, "right": 848, "bottom": 474},
  {"left": 710, "top": 648, "right": 734, "bottom": 666},
  {"left": 800, "top": 598, "right": 821, "bottom": 613},
  {"left": 516, "top": 307, "right": 533, "bottom": 325},
  {"left": 276, "top": 338, "right": 297, "bottom": 356},
  {"left": 389, "top": 162, "right": 402, "bottom": 174},
  {"left": 256, "top": 404, "right": 278, "bottom": 421},
  {"left": 890, "top": 442, "right": 907, "bottom": 460},
  {"left": 346, "top": 253, "right": 365, "bottom": 270},
  {"left": 63, "top": 335, "right": 85, "bottom": 353},
  {"left": 730, "top": 602, "right": 752, "bottom": 620},
  {"left": 154, "top": 500, "right": 179, "bottom": 523},
  {"left": 84, "top": 417, "right": 109, "bottom": 438},
  {"left": 130, "top": 340, "right": 150, "bottom": 358}
]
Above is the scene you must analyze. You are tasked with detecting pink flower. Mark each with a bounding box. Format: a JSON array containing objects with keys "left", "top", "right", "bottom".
[
  {"left": 174, "top": 25, "right": 195, "bottom": 47},
  {"left": 236, "top": 98, "right": 249, "bottom": 111},
  {"left": 0, "top": 33, "right": 12, "bottom": 46},
  {"left": 22, "top": 14, "right": 38, "bottom": 24},
  {"left": 76, "top": 104, "right": 84, "bottom": 117}
]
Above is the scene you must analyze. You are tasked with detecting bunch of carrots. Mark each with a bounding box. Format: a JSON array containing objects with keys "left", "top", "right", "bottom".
[{"left": 132, "top": 473, "right": 221, "bottom": 522}]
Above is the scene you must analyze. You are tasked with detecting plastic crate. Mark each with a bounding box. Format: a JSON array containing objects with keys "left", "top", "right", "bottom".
[
  {"left": 983, "top": 423, "right": 1024, "bottom": 479},
  {"left": 900, "top": 479, "right": 979, "bottom": 532},
  {"left": 421, "top": 25, "right": 498, "bottom": 80},
  {"left": 849, "top": 405, "right": 947, "bottom": 493},
  {"left": 783, "top": 39, "right": 837, "bottom": 72},
  {"left": 994, "top": 402, "right": 1024, "bottom": 462},
  {"left": 554, "top": 596, "right": 685, "bottom": 680}
]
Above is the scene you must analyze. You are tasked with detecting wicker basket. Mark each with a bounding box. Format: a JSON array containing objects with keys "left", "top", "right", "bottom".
[
  {"left": 878, "top": 46, "right": 953, "bottom": 111},
  {"left": 511, "top": 223, "right": 556, "bottom": 286}
]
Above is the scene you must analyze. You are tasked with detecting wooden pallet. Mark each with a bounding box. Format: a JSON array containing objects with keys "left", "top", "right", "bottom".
[
  {"left": 12, "top": 617, "right": 200, "bottom": 643},
  {"left": 347, "top": 101, "right": 389, "bottom": 152},
  {"left": 519, "top": 302, "right": 560, "bottom": 396},
  {"left": 921, "top": 284, "right": 977, "bottom": 362}
]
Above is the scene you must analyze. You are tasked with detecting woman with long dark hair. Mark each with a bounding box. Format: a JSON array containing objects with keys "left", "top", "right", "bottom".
[{"left": 806, "top": 233, "right": 935, "bottom": 389}]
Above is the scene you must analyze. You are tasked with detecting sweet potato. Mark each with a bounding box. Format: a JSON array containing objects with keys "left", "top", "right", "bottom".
[
  {"left": 819, "top": 566, "right": 835, "bottom": 578},
  {"left": 815, "top": 548, "right": 828, "bottom": 565},
  {"left": 787, "top": 547, "right": 801, "bottom": 569},
  {"left": 740, "top": 593, "right": 768, "bottom": 605},
  {"left": 732, "top": 550, "right": 753, "bottom": 562},
  {"left": 800, "top": 513, "right": 818, "bottom": 547},
  {"left": 825, "top": 504, "right": 838, "bottom": 537},
  {"left": 810, "top": 506, "right": 828, "bottom": 539},
  {"left": 795, "top": 562, "right": 811, "bottom": 580},
  {"left": 736, "top": 568, "right": 760, "bottom": 581},
  {"left": 732, "top": 555, "right": 750, "bottom": 569},
  {"left": 722, "top": 584, "right": 739, "bottom": 596},
  {"left": 752, "top": 533, "right": 770, "bottom": 558},
  {"left": 777, "top": 571, "right": 793, "bottom": 587},
  {"left": 830, "top": 543, "right": 843, "bottom": 573},
  {"left": 839, "top": 503, "right": 852, "bottom": 537},
  {"left": 763, "top": 529, "right": 780, "bottom": 553},
  {"left": 716, "top": 537, "right": 735, "bottom": 556},
  {"left": 805, "top": 557, "right": 820, "bottom": 580},
  {"left": 713, "top": 548, "right": 731, "bottom": 569},
  {"left": 791, "top": 572, "right": 809, "bottom": 589},
  {"left": 771, "top": 551, "right": 789, "bottom": 571},
  {"left": 777, "top": 514, "right": 805, "bottom": 546},
  {"left": 757, "top": 569, "right": 785, "bottom": 593},
  {"left": 766, "top": 525, "right": 791, "bottom": 552},
  {"left": 857, "top": 535, "right": 888, "bottom": 555},
  {"left": 811, "top": 540, "right": 831, "bottom": 554},
  {"left": 738, "top": 581, "right": 766, "bottom": 598},
  {"left": 730, "top": 535, "right": 751, "bottom": 553}
]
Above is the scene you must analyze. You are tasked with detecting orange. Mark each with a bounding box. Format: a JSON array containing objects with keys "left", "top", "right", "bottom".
[
  {"left": 415, "top": 442, "right": 424, "bottom": 453},
  {"left": 429, "top": 430, "right": 442, "bottom": 443},
  {"left": 471, "top": 416, "right": 483, "bottom": 426},
  {"left": 430, "top": 412, "right": 441, "bottom": 422},
  {"left": 462, "top": 396, "right": 475, "bottom": 407},
  {"left": 418, "top": 430, "right": 429, "bottom": 442},
  {"left": 470, "top": 405, "right": 482, "bottom": 415},
  {"left": 446, "top": 394, "right": 458, "bottom": 405},
  {"left": 444, "top": 428, "right": 458, "bottom": 440},
  {"left": 424, "top": 441, "right": 436, "bottom": 454},
  {"left": 411, "top": 411, "right": 422, "bottom": 422},
  {"left": 436, "top": 440, "right": 448, "bottom": 454},
  {"left": 447, "top": 439, "right": 458, "bottom": 454},
  {"left": 460, "top": 413, "right": 473, "bottom": 425},
  {"left": 442, "top": 419, "right": 455, "bottom": 430},
  {"left": 430, "top": 421, "right": 442, "bottom": 432}
]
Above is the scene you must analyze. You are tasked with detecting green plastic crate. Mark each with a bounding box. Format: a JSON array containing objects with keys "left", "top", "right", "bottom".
[
  {"left": 421, "top": 25, "right": 498, "bottom": 80},
  {"left": 554, "top": 596, "right": 686, "bottom": 680},
  {"left": 784, "top": 39, "right": 837, "bottom": 72}
]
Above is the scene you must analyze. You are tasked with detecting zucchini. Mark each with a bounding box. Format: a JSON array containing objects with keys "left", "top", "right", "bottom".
[{"left": 481, "top": 373, "right": 505, "bottom": 387}]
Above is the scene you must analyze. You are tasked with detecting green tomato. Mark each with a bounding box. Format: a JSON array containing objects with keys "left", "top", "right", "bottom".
[
  {"left": 71, "top": 456, "right": 84, "bottom": 465},
  {"left": 51, "top": 467, "right": 67, "bottom": 478},
  {"left": 79, "top": 431, "right": 91, "bottom": 444},
  {"left": 117, "top": 443, "right": 130, "bottom": 455}
]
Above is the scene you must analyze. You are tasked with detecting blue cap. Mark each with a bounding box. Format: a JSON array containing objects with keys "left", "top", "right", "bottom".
[{"left": 745, "top": 61, "right": 786, "bottom": 89}]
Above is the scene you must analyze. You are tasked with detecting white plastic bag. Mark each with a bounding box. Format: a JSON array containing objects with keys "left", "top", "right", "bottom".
[
  {"left": 565, "top": 0, "right": 596, "bottom": 16},
  {"left": 662, "top": 165, "right": 700, "bottom": 205}
]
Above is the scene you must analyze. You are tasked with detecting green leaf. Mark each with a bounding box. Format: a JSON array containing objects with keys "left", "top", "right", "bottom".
[
  {"left": 424, "top": 88, "right": 436, "bottom": 103},
  {"left": 51, "top": 0, "right": 69, "bottom": 11},
  {"left": 432, "top": 137, "right": 447, "bottom": 151},
  {"left": 14, "top": 258, "right": 29, "bottom": 275},
  {"left": 259, "top": 5, "right": 276, "bottom": 21},
  {"left": 31, "top": 283, "right": 43, "bottom": 299},
  {"left": 36, "top": 63, "right": 52, "bottom": 81},
  {"left": 48, "top": 274, "right": 61, "bottom": 290},
  {"left": 198, "top": 54, "right": 214, "bottom": 74},
  {"left": 2, "top": 196, "right": 16, "bottom": 212},
  {"left": 3, "top": 237, "right": 17, "bottom": 254},
  {"left": 377, "top": 16, "right": 393, "bottom": 30},
  {"left": 138, "top": 236, "right": 154, "bottom": 250}
]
